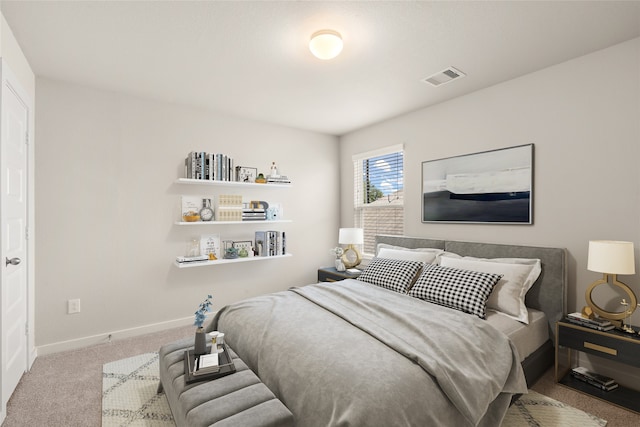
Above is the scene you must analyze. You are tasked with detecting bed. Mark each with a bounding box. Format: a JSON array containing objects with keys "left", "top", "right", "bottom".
[{"left": 208, "top": 236, "right": 567, "bottom": 426}]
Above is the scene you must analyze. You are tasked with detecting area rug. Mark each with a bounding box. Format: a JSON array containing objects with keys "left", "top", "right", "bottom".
[
  {"left": 102, "top": 352, "right": 174, "bottom": 426},
  {"left": 103, "top": 352, "right": 607, "bottom": 427}
]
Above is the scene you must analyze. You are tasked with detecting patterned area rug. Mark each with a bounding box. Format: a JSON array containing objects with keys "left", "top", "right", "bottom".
[
  {"left": 102, "top": 353, "right": 174, "bottom": 426},
  {"left": 102, "top": 353, "right": 607, "bottom": 427},
  {"left": 506, "top": 391, "right": 607, "bottom": 427}
]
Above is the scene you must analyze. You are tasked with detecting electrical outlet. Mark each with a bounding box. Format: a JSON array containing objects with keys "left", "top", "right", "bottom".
[{"left": 68, "top": 299, "right": 81, "bottom": 314}]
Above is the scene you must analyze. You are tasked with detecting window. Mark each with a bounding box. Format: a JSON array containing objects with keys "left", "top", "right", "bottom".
[{"left": 353, "top": 145, "right": 404, "bottom": 257}]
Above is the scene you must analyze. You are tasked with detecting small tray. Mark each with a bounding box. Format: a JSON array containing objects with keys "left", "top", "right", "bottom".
[{"left": 184, "top": 344, "right": 236, "bottom": 384}]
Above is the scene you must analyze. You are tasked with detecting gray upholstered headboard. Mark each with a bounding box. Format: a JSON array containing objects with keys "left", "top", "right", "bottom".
[{"left": 375, "top": 235, "right": 568, "bottom": 344}]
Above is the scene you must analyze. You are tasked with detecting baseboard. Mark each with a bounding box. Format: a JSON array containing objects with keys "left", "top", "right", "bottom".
[{"left": 36, "top": 316, "right": 194, "bottom": 356}]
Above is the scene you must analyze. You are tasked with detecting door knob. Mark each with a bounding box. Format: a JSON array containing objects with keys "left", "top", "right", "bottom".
[{"left": 5, "top": 257, "right": 21, "bottom": 266}]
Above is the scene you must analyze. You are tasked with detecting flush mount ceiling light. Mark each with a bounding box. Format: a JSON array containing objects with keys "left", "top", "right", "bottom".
[{"left": 309, "top": 29, "right": 343, "bottom": 60}]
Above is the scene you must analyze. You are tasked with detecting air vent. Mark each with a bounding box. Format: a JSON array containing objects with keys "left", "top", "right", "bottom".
[{"left": 422, "top": 67, "right": 466, "bottom": 87}]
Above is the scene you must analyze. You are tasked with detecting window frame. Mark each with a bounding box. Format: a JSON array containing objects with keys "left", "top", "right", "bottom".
[{"left": 352, "top": 144, "right": 404, "bottom": 258}]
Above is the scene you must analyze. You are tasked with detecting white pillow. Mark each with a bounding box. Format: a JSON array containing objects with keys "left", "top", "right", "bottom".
[
  {"left": 439, "top": 255, "right": 541, "bottom": 324},
  {"left": 376, "top": 244, "right": 443, "bottom": 264}
]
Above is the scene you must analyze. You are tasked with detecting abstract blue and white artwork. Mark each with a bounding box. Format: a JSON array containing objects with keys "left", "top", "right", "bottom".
[{"left": 422, "top": 144, "right": 533, "bottom": 224}]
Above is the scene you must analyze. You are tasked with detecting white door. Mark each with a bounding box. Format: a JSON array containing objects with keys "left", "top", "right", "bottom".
[{"left": 0, "top": 62, "right": 29, "bottom": 419}]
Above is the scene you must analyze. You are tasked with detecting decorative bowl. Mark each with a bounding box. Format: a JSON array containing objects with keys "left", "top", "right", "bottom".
[{"left": 183, "top": 213, "right": 201, "bottom": 222}]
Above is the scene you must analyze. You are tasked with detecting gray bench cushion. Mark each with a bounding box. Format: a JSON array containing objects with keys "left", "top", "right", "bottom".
[{"left": 159, "top": 337, "right": 294, "bottom": 427}]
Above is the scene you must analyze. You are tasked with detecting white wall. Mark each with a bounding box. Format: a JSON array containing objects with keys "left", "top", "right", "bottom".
[
  {"left": 35, "top": 78, "right": 339, "bottom": 353},
  {"left": 340, "top": 38, "right": 640, "bottom": 385},
  {"left": 0, "top": 14, "right": 34, "bottom": 98}
]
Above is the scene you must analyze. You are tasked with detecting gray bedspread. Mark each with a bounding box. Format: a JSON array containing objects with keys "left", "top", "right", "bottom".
[{"left": 210, "top": 279, "right": 527, "bottom": 426}]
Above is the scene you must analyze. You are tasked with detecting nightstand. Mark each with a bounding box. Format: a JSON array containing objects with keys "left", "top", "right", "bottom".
[
  {"left": 317, "top": 267, "right": 361, "bottom": 282},
  {"left": 555, "top": 319, "right": 640, "bottom": 414}
]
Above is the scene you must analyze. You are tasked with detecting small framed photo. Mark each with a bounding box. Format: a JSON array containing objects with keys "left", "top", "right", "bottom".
[
  {"left": 236, "top": 166, "right": 257, "bottom": 183},
  {"left": 200, "top": 234, "right": 221, "bottom": 259},
  {"left": 233, "top": 240, "right": 254, "bottom": 257}
]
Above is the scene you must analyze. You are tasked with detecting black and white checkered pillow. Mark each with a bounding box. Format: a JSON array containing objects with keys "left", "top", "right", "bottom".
[
  {"left": 409, "top": 264, "right": 502, "bottom": 318},
  {"left": 357, "top": 257, "right": 424, "bottom": 293}
]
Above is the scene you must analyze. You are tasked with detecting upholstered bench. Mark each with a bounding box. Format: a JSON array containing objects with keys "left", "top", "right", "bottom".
[{"left": 158, "top": 337, "right": 295, "bottom": 427}]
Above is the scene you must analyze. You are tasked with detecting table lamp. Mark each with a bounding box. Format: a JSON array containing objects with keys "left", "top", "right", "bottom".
[
  {"left": 339, "top": 228, "right": 364, "bottom": 269},
  {"left": 586, "top": 240, "right": 636, "bottom": 332}
]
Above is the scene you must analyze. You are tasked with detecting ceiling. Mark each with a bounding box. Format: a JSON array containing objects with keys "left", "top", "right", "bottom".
[{"left": 2, "top": 1, "right": 639, "bottom": 136}]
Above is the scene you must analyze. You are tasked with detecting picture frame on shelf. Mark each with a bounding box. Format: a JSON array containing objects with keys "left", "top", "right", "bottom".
[
  {"left": 200, "top": 234, "right": 221, "bottom": 260},
  {"left": 266, "top": 203, "right": 282, "bottom": 220},
  {"left": 236, "top": 166, "right": 258, "bottom": 183},
  {"left": 232, "top": 241, "right": 254, "bottom": 257},
  {"left": 181, "top": 196, "right": 203, "bottom": 221}
]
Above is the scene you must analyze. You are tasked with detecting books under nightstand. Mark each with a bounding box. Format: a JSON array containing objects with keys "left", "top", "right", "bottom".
[
  {"left": 571, "top": 367, "right": 619, "bottom": 391},
  {"left": 565, "top": 312, "right": 615, "bottom": 331}
]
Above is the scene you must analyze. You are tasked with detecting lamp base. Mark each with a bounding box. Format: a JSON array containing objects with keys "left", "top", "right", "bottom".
[
  {"left": 341, "top": 244, "right": 362, "bottom": 269},
  {"left": 581, "top": 306, "right": 594, "bottom": 319},
  {"left": 585, "top": 273, "right": 637, "bottom": 323}
]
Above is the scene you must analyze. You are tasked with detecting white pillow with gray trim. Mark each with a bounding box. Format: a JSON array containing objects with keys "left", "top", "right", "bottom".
[
  {"left": 376, "top": 243, "right": 444, "bottom": 264},
  {"left": 439, "top": 254, "right": 541, "bottom": 324}
]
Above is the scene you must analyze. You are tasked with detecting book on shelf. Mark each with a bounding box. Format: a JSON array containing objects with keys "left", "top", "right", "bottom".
[
  {"left": 184, "top": 152, "right": 236, "bottom": 181},
  {"left": 255, "top": 231, "right": 286, "bottom": 257},
  {"left": 266, "top": 175, "right": 291, "bottom": 184},
  {"left": 242, "top": 209, "right": 267, "bottom": 221},
  {"left": 565, "top": 313, "right": 615, "bottom": 331},
  {"left": 176, "top": 255, "right": 209, "bottom": 263}
]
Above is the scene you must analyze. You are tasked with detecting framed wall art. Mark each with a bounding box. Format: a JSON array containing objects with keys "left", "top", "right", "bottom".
[
  {"left": 421, "top": 144, "right": 533, "bottom": 224},
  {"left": 235, "top": 166, "right": 257, "bottom": 183}
]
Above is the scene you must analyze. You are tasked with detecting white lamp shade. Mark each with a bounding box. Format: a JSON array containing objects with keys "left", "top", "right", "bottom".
[
  {"left": 339, "top": 228, "right": 364, "bottom": 245},
  {"left": 587, "top": 240, "right": 635, "bottom": 274},
  {"left": 309, "top": 30, "right": 343, "bottom": 60}
]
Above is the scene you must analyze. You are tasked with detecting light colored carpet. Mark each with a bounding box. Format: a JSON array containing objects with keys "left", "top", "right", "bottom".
[{"left": 103, "top": 352, "right": 607, "bottom": 427}]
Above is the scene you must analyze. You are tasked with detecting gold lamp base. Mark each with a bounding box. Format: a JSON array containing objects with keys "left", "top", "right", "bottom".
[
  {"left": 341, "top": 244, "right": 362, "bottom": 269},
  {"left": 585, "top": 273, "right": 637, "bottom": 333}
]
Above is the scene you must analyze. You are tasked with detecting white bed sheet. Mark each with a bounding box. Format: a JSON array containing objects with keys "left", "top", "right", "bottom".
[{"left": 485, "top": 308, "right": 548, "bottom": 362}]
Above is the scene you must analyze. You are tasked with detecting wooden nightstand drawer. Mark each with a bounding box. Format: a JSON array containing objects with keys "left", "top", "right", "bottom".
[{"left": 558, "top": 322, "right": 640, "bottom": 368}]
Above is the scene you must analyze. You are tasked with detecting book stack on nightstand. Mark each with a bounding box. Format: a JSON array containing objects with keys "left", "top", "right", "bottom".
[{"left": 565, "top": 312, "right": 615, "bottom": 331}]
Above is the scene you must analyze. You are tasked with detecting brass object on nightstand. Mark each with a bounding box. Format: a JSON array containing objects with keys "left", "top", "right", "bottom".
[{"left": 585, "top": 240, "right": 636, "bottom": 333}]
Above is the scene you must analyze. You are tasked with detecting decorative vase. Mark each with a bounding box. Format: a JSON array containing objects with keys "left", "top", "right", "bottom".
[
  {"left": 335, "top": 257, "right": 346, "bottom": 272},
  {"left": 194, "top": 327, "right": 207, "bottom": 355}
]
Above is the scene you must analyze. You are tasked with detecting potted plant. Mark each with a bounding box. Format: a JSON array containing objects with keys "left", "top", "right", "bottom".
[{"left": 194, "top": 294, "right": 213, "bottom": 355}]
